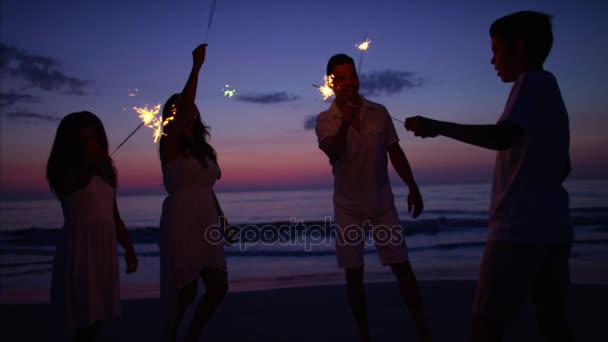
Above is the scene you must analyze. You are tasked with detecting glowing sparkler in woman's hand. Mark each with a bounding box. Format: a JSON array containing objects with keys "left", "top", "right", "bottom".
[
  {"left": 111, "top": 104, "right": 164, "bottom": 155},
  {"left": 134, "top": 104, "right": 169, "bottom": 143},
  {"left": 134, "top": 104, "right": 161, "bottom": 126}
]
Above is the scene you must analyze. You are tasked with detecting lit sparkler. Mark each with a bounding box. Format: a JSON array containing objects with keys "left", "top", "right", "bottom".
[
  {"left": 222, "top": 84, "right": 237, "bottom": 98},
  {"left": 356, "top": 38, "right": 371, "bottom": 73},
  {"left": 356, "top": 39, "right": 371, "bottom": 51},
  {"left": 313, "top": 74, "right": 335, "bottom": 101},
  {"left": 111, "top": 104, "right": 166, "bottom": 155}
]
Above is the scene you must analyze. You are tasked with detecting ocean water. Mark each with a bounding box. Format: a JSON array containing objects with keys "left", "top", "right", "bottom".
[{"left": 1, "top": 180, "right": 607, "bottom": 303}]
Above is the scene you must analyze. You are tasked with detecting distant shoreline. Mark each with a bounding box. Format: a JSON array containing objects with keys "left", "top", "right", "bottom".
[{"left": 2, "top": 178, "right": 606, "bottom": 202}]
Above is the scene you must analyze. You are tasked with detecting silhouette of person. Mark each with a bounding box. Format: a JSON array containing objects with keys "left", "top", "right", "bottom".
[
  {"left": 405, "top": 11, "right": 573, "bottom": 342},
  {"left": 315, "top": 54, "right": 432, "bottom": 342},
  {"left": 47, "top": 111, "right": 138, "bottom": 341},
  {"left": 158, "top": 43, "right": 229, "bottom": 342}
]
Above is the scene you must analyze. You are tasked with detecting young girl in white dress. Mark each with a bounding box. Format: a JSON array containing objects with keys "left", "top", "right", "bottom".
[
  {"left": 47, "top": 111, "right": 138, "bottom": 341},
  {"left": 159, "top": 44, "right": 229, "bottom": 342}
]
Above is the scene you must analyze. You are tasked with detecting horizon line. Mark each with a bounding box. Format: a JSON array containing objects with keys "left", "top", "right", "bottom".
[{"left": 1, "top": 177, "right": 606, "bottom": 202}]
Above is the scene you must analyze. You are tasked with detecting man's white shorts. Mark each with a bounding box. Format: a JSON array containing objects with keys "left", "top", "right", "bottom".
[{"left": 334, "top": 207, "right": 409, "bottom": 268}]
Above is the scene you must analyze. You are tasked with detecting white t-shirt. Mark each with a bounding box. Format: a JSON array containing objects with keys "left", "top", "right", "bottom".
[
  {"left": 489, "top": 70, "right": 572, "bottom": 243},
  {"left": 315, "top": 97, "right": 400, "bottom": 219}
]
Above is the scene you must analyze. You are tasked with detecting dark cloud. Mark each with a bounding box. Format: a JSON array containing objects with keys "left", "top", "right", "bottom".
[
  {"left": 359, "top": 70, "right": 424, "bottom": 97},
  {"left": 304, "top": 115, "right": 317, "bottom": 130},
  {"left": 0, "top": 92, "right": 40, "bottom": 108},
  {"left": 0, "top": 43, "right": 90, "bottom": 95},
  {"left": 237, "top": 91, "right": 300, "bottom": 104},
  {"left": 4, "top": 111, "right": 61, "bottom": 123}
]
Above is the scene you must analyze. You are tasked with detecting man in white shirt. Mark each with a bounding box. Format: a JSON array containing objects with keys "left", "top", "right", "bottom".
[
  {"left": 315, "top": 54, "right": 431, "bottom": 342},
  {"left": 405, "top": 11, "right": 573, "bottom": 342}
]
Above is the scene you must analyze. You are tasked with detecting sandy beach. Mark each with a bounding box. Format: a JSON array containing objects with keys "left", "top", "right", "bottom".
[{"left": 1, "top": 280, "right": 606, "bottom": 341}]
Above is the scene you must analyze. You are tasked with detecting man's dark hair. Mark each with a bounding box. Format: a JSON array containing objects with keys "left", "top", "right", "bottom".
[
  {"left": 326, "top": 54, "right": 355, "bottom": 76},
  {"left": 490, "top": 11, "right": 553, "bottom": 68}
]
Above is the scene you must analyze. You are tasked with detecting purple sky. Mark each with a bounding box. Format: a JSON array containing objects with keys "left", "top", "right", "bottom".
[{"left": 1, "top": 0, "right": 606, "bottom": 199}]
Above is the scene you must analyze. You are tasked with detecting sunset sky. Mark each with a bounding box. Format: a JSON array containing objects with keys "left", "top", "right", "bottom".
[{"left": 1, "top": 0, "right": 606, "bottom": 199}]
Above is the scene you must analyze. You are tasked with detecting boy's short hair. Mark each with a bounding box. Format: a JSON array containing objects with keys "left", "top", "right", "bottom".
[
  {"left": 326, "top": 54, "right": 355, "bottom": 76},
  {"left": 490, "top": 11, "right": 553, "bottom": 67}
]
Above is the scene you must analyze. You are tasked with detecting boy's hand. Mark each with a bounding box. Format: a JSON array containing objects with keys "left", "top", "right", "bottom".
[
  {"left": 125, "top": 248, "right": 138, "bottom": 274},
  {"left": 405, "top": 116, "right": 439, "bottom": 138},
  {"left": 407, "top": 185, "right": 424, "bottom": 218}
]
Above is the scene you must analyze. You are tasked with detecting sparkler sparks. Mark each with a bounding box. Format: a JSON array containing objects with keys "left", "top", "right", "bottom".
[
  {"left": 356, "top": 39, "right": 371, "bottom": 51},
  {"left": 128, "top": 88, "right": 139, "bottom": 97},
  {"left": 314, "top": 74, "right": 335, "bottom": 101},
  {"left": 356, "top": 38, "right": 371, "bottom": 73},
  {"left": 132, "top": 104, "right": 169, "bottom": 143},
  {"left": 133, "top": 104, "right": 161, "bottom": 126},
  {"left": 222, "top": 84, "right": 237, "bottom": 98},
  {"left": 111, "top": 103, "right": 166, "bottom": 155}
]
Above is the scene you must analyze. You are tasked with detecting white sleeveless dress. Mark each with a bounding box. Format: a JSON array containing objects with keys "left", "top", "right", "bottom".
[
  {"left": 159, "top": 155, "right": 226, "bottom": 328},
  {"left": 50, "top": 175, "right": 120, "bottom": 334}
]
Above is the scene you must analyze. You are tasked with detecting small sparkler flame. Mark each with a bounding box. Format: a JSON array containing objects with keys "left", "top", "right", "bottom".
[
  {"left": 222, "top": 84, "right": 236, "bottom": 98},
  {"left": 128, "top": 88, "right": 139, "bottom": 97},
  {"left": 132, "top": 104, "right": 168, "bottom": 143},
  {"left": 112, "top": 101, "right": 173, "bottom": 155},
  {"left": 134, "top": 104, "right": 160, "bottom": 125},
  {"left": 356, "top": 39, "right": 371, "bottom": 51},
  {"left": 356, "top": 38, "right": 372, "bottom": 72},
  {"left": 316, "top": 74, "right": 335, "bottom": 101}
]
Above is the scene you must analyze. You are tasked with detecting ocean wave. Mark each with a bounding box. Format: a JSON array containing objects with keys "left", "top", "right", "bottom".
[
  {"left": 2, "top": 209, "right": 607, "bottom": 247},
  {"left": 2, "top": 238, "right": 606, "bottom": 259}
]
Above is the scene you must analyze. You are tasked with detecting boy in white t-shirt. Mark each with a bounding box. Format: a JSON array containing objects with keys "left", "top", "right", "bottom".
[{"left": 405, "top": 11, "right": 573, "bottom": 341}]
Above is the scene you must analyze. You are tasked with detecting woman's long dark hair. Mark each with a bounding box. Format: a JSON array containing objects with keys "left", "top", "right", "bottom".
[
  {"left": 46, "top": 111, "right": 117, "bottom": 198},
  {"left": 162, "top": 93, "right": 221, "bottom": 179}
]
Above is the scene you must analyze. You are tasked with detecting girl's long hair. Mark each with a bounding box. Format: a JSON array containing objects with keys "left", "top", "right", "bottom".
[
  {"left": 46, "top": 111, "right": 117, "bottom": 198},
  {"left": 161, "top": 93, "right": 221, "bottom": 179}
]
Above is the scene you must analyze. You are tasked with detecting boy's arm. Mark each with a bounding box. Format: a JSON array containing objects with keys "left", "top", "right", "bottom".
[
  {"left": 405, "top": 116, "right": 522, "bottom": 151},
  {"left": 387, "top": 143, "right": 423, "bottom": 218}
]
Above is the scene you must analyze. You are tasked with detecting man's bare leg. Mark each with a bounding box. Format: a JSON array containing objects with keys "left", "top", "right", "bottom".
[
  {"left": 390, "top": 262, "right": 432, "bottom": 342},
  {"left": 345, "top": 266, "right": 370, "bottom": 342}
]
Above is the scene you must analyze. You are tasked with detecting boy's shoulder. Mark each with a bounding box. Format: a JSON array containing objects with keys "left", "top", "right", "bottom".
[{"left": 519, "top": 69, "right": 558, "bottom": 88}]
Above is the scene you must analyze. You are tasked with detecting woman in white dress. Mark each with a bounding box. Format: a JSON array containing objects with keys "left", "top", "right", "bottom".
[
  {"left": 159, "top": 44, "right": 229, "bottom": 342},
  {"left": 47, "top": 111, "right": 138, "bottom": 341}
]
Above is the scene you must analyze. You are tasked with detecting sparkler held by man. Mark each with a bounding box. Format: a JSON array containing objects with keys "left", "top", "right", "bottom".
[{"left": 356, "top": 38, "right": 371, "bottom": 72}]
